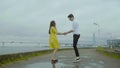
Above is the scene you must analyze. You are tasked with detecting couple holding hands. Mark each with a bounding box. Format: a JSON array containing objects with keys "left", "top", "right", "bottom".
[{"left": 49, "top": 14, "right": 80, "bottom": 64}]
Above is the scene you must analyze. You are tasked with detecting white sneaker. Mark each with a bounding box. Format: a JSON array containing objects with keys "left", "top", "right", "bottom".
[
  {"left": 73, "top": 57, "right": 81, "bottom": 63},
  {"left": 74, "top": 57, "right": 80, "bottom": 60}
]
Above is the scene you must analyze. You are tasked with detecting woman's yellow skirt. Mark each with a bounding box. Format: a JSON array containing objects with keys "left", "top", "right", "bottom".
[{"left": 49, "top": 36, "right": 60, "bottom": 49}]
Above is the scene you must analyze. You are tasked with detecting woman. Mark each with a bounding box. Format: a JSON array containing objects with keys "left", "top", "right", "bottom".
[{"left": 49, "top": 20, "right": 64, "bottom": 64}]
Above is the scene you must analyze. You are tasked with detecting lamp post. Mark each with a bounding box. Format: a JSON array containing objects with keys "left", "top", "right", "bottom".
[
  {"left": 93, "top": 22, "right": 100, "bottom": 46},
  {"left": 107, "top": 33, "right": 113, "bottom": 48}
]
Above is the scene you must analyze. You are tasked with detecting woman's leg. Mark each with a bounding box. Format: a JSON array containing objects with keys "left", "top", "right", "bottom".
[{"left": 52, "top": 48, "right": 58, "bottom": 60}]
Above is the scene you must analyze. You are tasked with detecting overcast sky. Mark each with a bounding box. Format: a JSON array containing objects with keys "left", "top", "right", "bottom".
[{"left": 0, "top": 0, "right": 120, "bottom": 42}]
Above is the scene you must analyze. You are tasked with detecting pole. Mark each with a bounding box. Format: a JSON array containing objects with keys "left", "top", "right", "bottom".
[{"left": 93, "top": 22, "right": 100, "bottom": 46}]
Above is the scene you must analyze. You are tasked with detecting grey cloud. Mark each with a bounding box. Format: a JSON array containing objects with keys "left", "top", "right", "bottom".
[{"left": 0, "top": 0, "right": 120, "bottom": 41}]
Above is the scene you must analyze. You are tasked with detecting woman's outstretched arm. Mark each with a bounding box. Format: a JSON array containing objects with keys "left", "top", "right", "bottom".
[{"left": 57, "top": 32, "right": 64, "bottom": 35}]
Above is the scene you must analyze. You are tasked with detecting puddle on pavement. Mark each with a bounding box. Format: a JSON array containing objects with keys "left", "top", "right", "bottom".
[
  {"left": 59, "top": 56, "right": 67, "bottom": 58},
  {"left": 25, "top": 55, "right": 104, "bottom": 68},
  {"left": 81, "top": 55, "right": 93, "bottom": 59},
  {"left": 98, "top": 61, "right": 104, "bottom": 64},
  {"left": 25, "top": 62, "right": 66, "bottom": 68},
  {"left": 81, "top": 61, "right": 104, "bottom": 68},
  {"left": 25, "top": 61, "right": 104, "bottom": 68},
  {"left": 25, "top": 62, "right": 80, "bottom": 68}
]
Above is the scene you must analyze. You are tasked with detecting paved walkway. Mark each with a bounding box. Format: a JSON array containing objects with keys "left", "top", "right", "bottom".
[{"left": 1, "top": 49, "right": 120, "bottom": 68}]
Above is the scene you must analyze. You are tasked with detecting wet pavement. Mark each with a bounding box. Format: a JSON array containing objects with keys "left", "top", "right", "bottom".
[{"left": 1, "top": 49, "right": 120, "bottom": 68}]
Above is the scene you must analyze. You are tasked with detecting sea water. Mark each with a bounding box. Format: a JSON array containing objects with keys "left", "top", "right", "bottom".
[
  {"left": 0, "top": 43, "right": 70, "bottom": 55},
  {"left": 0, "top": 43, "right": 49, "bottom": 55}
]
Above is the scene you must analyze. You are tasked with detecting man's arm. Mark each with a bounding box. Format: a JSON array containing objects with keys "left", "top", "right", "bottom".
[{"left": 64, "top": 30, "right": 74, "bottom": 35}]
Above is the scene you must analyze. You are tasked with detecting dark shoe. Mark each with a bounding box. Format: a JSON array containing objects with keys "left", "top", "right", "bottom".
[
  {"left": 55, "top": 59, "right": 58, "bottom": 63},
  {"left": 51, "top": 60, "right": 55, "bottom": 64},
  {"left": 51, "top": 59, "right": 58, "bottom": 64}
]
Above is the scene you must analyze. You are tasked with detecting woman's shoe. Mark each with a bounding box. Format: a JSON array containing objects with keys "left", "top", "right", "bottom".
[
  {"left": 51, "top": 60, "right": 55, "bottom": 64},
  {"left": 51, "top": 59, "right": 58, "bottom": 64},
  {"left": 55, "top": 59, "right": 58, "bottom": 63}
]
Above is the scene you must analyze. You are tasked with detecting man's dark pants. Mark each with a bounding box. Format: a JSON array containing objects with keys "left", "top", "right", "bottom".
[{"left": 73, "top": 34, "right": 80, "bottom": 57}]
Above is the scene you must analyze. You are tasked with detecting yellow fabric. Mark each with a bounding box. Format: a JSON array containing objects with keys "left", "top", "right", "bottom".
[{"left": 49, "top": 27, "right": 60, "bottom": 49}]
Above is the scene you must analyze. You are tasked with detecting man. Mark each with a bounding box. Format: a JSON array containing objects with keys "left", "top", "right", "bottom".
[{"left": 64, "top": 14, "right": 80, "bottom": 63}]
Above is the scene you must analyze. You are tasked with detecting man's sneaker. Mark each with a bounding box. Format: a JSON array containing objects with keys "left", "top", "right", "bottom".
[{"left": 73, "top": 57, "right": 81, "bottom": 63}]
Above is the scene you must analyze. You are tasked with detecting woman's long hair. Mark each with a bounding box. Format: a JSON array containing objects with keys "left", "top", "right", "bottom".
[{"left": 49, "top": 20, "right": 56, "bottom": 34}]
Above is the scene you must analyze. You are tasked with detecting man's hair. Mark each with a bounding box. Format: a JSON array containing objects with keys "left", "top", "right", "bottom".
[{"left": 68, "top": 14, "right": 74, "bottom": 18}]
